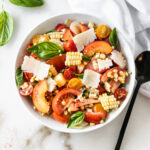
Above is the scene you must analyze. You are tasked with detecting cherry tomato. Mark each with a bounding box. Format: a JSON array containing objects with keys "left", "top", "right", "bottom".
[
  {"left": 52, "top": 112, "right": 70, "bottom": 123},
  {"left": 19, "top": 82, "right": 33, "bottom": 96},
  {"left": 27, "top": 44, "right": 32, "bottom": 49},
  {"left": 64, "top": 66, "right": 76, "bottom": 80},
  {"left": 52, "top": 88, "right": 81, "bottom": 115},
  {"left": 115, "top": 88, "right": 127, "bottom": 101},
  {"left": 55, "top": 24, "right": 66, "bottom": 32},
  {"left": 97, "top": 86, "right": 106, "bottom": 94},
  {"left": 30, "top": 53, "right": 38, "bottom": 59},
  {"left": 63, "top": 28, "right": 74, "bottom": 41},
  {"left": 64, "top": 40, "right": 77, "bottom": 52},
  {"left": 46, "top": 54, "right": 66, "bottom": 72},
  {"left": 24, "top": 72, "right": 33, "bottom": 81}
]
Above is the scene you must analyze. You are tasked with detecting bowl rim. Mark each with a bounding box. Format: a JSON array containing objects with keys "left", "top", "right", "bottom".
[{"left": 14, "top": 12, "right": 136, "bottom": 133}]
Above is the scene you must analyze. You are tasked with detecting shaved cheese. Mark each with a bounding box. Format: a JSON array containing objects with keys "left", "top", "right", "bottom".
[
  {"left": 47, "top": 77, "right": 57, "bottom": 92},
  {"left": 110, "top": 50, "right": 126, "bottom": 68},
  {"left": 21, "top": 56, "right": 50, "bottom": 80},
  {"left": 73, "top": 28, "right": 96, "bottom": 52},
  {"left": 97, "top": 58, "right": 113, "bottom": 72},
  {"left": 83, "top": 69, "right": 100, "bottom": 88}
]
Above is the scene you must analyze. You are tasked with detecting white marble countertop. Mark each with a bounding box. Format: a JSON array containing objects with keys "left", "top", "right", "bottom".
[{"left": 1, "top": 0, "right": 150, "bottom": 150}]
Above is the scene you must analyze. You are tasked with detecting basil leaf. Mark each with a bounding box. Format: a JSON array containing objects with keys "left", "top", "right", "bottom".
[
  {"left": 15, "top": 67, "right": 23, "bottom": 86},
  {"left": 33, "top": 81, "right": 39, "bottom": 87},
  {"left": 60, "top": 69, "right": 65, "bottom": 73},
  {"left": 28, "top": 42, "right": 64, "bottom": 59},
  {"left": 109, "top": 28, "right": 118, "bottom": 48},
  {"left": 82, "top": 89, "right": 89, "bottom": 98},
  {"left": 82, "top": 55, "right": 92, "bottom": 61},
  {"left": 76, "top": 74, "right": 84, "bottom": 79},
  {"left": 0, "top": 11, "right": 13, "bottom": 46},
  {"left": 67, "top": 111, "right": 85, "bottom": 128},
  {"left": 46, "top": 29, "right": 57, "bottom": 34},
  {"left": 9, "top": 0, "right": 44, "bottom": 7}
]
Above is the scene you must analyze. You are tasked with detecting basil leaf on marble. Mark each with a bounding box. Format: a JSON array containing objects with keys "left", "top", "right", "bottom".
[
  {"left": 0, "top": 10, "right": 13, "bottom": 46},
  {"left": 9, "top": 0, "right": 44, "bottom": 7}
]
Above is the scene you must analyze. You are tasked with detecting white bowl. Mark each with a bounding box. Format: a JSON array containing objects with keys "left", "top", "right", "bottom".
[{"left": 15, "top": 13, "right": 135, "bottom": 133}]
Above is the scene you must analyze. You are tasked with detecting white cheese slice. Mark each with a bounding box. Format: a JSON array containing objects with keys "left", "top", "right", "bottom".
[
  {"left": 83, "top": 69, "right": 100, "bottom": 88},
  {"left": 73, "top": 28, "right": 96, "bottom": 52},
  {"left": 104, "top": 82, "right": 111, "bottom": 92},
  {"left": 110, "top": 50, "right": 126, "bottom": 68},
  {"left": 97, "top": 58, "right": 113, "bottom": 72},
  {"left": 47, "top": 77, "right": 57, "bottom": 92},
  {"left": 21, "top": 56, "right": 50, "bottom": 80}
]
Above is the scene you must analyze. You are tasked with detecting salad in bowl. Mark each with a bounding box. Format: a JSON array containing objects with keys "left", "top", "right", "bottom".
[{"left": 15, "top": 17, "right": 131, "bottom": 130}]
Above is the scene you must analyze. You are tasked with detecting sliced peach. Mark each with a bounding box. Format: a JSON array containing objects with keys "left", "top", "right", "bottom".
[
  {"left": 32, "top": 80, "right": 50, "bottom": 114},
  {"left": 83, "top": 41, "right": 112, "bottom": 57}
]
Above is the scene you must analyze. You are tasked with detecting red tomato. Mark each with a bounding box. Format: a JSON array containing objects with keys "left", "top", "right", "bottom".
[
  {"left": 64, "top": 66, "right": 76, "bottom": 80},
  {"left": 97, "top": 86, "right": 106, "bottom": 94},
  {"left": 19, "top": 82, "right": 33, "bottom": 96},
  {"left": 115, "top": 88, "right": 127, "bottom": 101},
  {"left": 64, "top": 40, "right": 77, "bottom": 52},
  {"left": 52, "top": 112, "right": 70, "bottom": 123},
  {"left": 84, "top": 112, "right": 107, "bottom": 124},
  {"left": 55, "top": 24, "right": 66, "bottom": 32},
  {"left": 63, "top": 29, "right": 74, "bottom": 41},
  {"left": 27, "top": 44, "right": 32, "bottom": 49},
  {"left": 24, "top": 72, "right": 33, "bottom": 81},
  {"left": 30, "top": 53, "right": 38, "bottom": 59},
  {"left": 52, "top": 88, "right": 81, "bottom": 115},
  {"left": 46, "top": 54, "right": 66, "bottom": 72},
  {"left": 80, "top": 23, "right": 88, "bottom": 32}
]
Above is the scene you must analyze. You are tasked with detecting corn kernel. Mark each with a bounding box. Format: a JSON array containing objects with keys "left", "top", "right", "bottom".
[
  {"left": 88, "top": 22, "right": 95, "bottom": 29},
  {"left": 62, "top": 100, "right": 66, "bottom": 106},
  {"left": 90, "top": 123, "right": 95, "bottom": 126},
  {"left": 48, "top": 32, "right": 63, "bottom": 40}
]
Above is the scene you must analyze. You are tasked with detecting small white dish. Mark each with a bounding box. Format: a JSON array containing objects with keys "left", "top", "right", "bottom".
[{"left": 14, "top": 13, "right": 135, "bottom": 133}]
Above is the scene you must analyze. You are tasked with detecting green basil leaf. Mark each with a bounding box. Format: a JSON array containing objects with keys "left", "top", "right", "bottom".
[
  {"left": 28, "top": 42, "right": 64, "bottom": 59},
  {"left": 33, "top": 81, "right": 39, "bottom": 87},
  {"left": 9, "top": 0, "right": 44, "bottom": 7},
  {"left": 82, "top": 55, "right": 92, "bottom": 61},
  {"left": 46, "top": 29, "right": 57, "bottom": 34},
  {"left": 67, "top": 111, "right": 85, "bottom": 128},
  {"left": 60, "top": 69, "right": 65, "bottom": 73},
  {"left": 76, "top": 74, "right": 84, "bottom": 79},
  {"left": 0, "top": 10, "right": 13, "bottom": 46},
  {"left": 109, "top": 28, "right": 119, "bottom": 48},
  {"left": 15, "top": 67, "right": 23, "bottom": 86},
  {"left": 82, "top": 89, "right": 89, "bottom": 98}
]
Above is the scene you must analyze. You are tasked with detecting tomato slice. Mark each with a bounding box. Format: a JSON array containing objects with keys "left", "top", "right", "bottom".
[
  {"left": 30, "top": 53, "right": 38, "bottom": 59},
  {"left": 52, "top": 88, "right": 82, "bottom": 115},
  {"left": 19, "top": 82, "right": 33, "bottom": 96},
  {"left": 115, "top": 88, "right": 127, "bottom": 101},
  {"left": 24, "top": 72, "right": 33, "bottom": 81},
  {"left": 97, "top": 86, "right": 106, "bottom": 94},
  {"left": 64, "top": 40, "right": 77, "bottom": 52},
  {"left": 64, "top": 66, "right": 76, "bottom": 80},
  {"left": 46, "top": 54, "right": 66, "bottom": 72},
  {"left": 63, "top": 29, "right": 74, "bottom": 41},
  {"left": 27, "top": 44, "right": 32, "bottom": 49},
  {"left": 84, "top": 112, "right": 107, "bottom": 124},
  {"left": 55, "top": 24, "right": 66, "bottom": 32},
  {"left": 52, "top": 112, "right": 70, "bottom": 123}
]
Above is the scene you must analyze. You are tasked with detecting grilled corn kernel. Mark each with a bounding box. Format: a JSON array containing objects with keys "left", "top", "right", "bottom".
[
  {"left": 54, "top": 73, "right": 66, "bottom": 87},
  {"left": 49, "top": 65, "right": 58, "bottom": 76},
  {"left": 92, "top": 60, "right": 98, "bottom": 70},
  {"left": 62, "top": 100, "right": 66, "bottom": 106},
  {"left": 100, "top": 119, "right": 104, "bottom": 124},
  {"left": 48, "top": 32, "right": 63, "bottom": 40},
  {"left": 64, "top": 110, "right": 68, "bottom": 115},
  {"left": 99, "top": 93, "right": 120, "bottom": 111},
  {"left": 90, "top": 123, "right": 95, "bottom": 126},
  {"left": 65, "top": 52, "right": 83, "bottom": 66},
  {"left": 88, "top": 22, "right": 95, "bottom": 29}
]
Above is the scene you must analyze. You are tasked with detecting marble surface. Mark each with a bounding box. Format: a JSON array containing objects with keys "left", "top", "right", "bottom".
[{"left": 1, "top": 0, "right": 150, "bottom": 150}]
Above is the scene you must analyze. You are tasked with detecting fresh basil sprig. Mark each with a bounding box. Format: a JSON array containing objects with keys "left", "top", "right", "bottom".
[
  {"left": 109, "top": 28, "right": 119, "bottom": 48},
  {"left": 15, "top": 67, "right": 23, "bottom": 86},
  {"left": 28, "top": 42, "right": 64, "bottom": 59},
  {"left": 9, "top": 0, "right": 44, "bottom": 7},
  {"left": 76, "top": 73, "right": 84, "bottom": 79},
  {"left": 82, "top": 55, "right": 92, "bottom": 61},
  {"left": 46, "top": 29, "right": 57, "bottom": 34},
  {"left": 0, "top": 10, "right": 13, "bottom": 46},
  {"left": 67, "top": 111, "right": 85, "bottom": 128}
]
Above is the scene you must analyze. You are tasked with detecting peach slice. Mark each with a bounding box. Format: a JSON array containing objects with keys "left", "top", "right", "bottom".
[
  {"left": 83, "top": 41, "right": 112, "bottom": 57},
  {"left": 32, "top": 80, "right": 50, "bottom": 114}
]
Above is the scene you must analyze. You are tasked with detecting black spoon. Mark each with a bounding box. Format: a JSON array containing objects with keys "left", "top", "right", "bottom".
[{"left": 115, "top": 51, "right": 150, "bottom": 150}]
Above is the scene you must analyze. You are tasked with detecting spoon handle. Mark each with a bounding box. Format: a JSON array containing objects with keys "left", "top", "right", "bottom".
[{"left": 115, "top": 81, "right": 142, "bottom": 150}]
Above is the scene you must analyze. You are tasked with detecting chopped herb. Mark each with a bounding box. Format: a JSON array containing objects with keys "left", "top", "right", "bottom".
[
  {"left": 33, "top": 81, "right": 39, "bottom": 87},
  {"left": 60, "top": 69, "right": 65, "bottom": 73},
  {"left": 76, "top": 74, "right": 84, "bottom": 79},
  {"left": 82, "top": 55, "right": 92, "bottom": 61},
  {"left": 46, "top": 29, "right": 57, "bottom": 34},
  {"left": 107, "top": 78, "right": 112, "bottom": 82},
  {"left": 101, "top": 117, "right": 106, "bottom": 121},
  {"left": 119, "top": 83, "right": 125, "bottom": 88},
  {"left": 118, "top": 95, "right": 123, "bottom": 99},
  {"left": 82, "top": 89, "right": 89, "bottom": 98}
]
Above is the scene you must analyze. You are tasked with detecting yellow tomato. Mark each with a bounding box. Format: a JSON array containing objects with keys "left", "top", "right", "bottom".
[
  {"left": 96, "top": 25, "right": 111, "bottom": 39},
  {"left": 67, "top": 78, "right": 82, "bottom": 89},
  {"left": 32, "top": 34, "right": 50, "bottom": 45},
  {"left": 92, "top": 103, "right": 106, "bottom": 114}
]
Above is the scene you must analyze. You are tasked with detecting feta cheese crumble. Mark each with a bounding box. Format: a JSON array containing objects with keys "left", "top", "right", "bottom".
[{"left": 47, "top": 77, "right": 57, "bottom": 92}]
